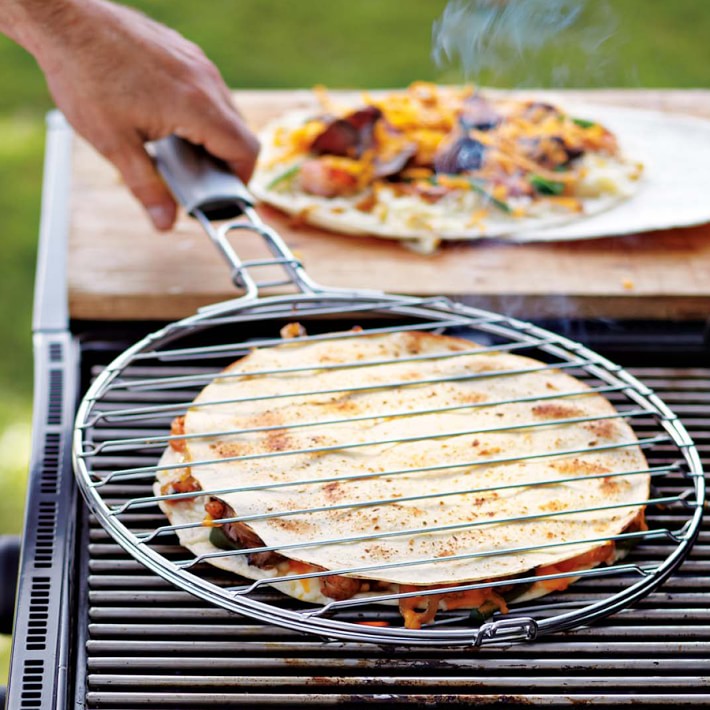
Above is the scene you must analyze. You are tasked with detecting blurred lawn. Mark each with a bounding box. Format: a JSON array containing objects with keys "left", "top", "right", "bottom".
[{"left": 1, "top": 0, "right": 710, "bottom": 689}]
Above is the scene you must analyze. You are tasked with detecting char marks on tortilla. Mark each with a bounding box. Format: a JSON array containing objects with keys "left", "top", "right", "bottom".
[{"left": 156, "top": 329, "right": 649, "bottom": 610}]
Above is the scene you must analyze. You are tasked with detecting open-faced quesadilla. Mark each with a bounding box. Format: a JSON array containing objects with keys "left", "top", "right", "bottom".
[
  {"left": 250, "top": 83, "right": 643, "bottom": 253},
  {"left": 156, "top": 328, "right": 649, "bottom": 629}
]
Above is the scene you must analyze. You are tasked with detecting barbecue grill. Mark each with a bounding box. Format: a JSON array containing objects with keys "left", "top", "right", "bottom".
[{"left": 3, "top": 109, "right": 710, "bottom": 708}]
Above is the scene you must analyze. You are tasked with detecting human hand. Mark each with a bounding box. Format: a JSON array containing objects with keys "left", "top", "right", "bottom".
[{"left": 4, "top": 0, "right": 260, "bottom": 230}]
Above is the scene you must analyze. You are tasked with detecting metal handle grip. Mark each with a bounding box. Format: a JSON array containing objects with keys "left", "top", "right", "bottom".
[{"left": 151, "top": 135, "right": 254, "bottom": 220}]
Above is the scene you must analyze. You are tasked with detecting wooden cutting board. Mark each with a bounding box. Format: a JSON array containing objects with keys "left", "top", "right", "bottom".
[{"left": 68, "top": 89, "right": 710, "bottom": 321}]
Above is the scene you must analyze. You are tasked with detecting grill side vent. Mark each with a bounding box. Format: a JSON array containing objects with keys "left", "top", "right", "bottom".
[
  {"left": 49, "top": 342, "right": 63, "bottom": 362},
  {"left": 40, "top": 432, "right": 61, "bottom": 494},
  {"left": 33, "top": 502, "right": 57, "bottom": 569},
  {"left": 46, "top": 369, "right": 64, "bottom": 425},
  {"left": 6, "top": 333, "right": 78, "bottom": 710},
  {"left": 24, "top": 580, "right": 50, "bottom": 651},
  {"left": 19, "top": 659, "right": 44, "bottom": 709}
]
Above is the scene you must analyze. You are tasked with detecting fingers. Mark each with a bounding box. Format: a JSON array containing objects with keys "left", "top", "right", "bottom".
[
  {"left": 169, "top": 47, "right": 260, "bottom": 182},
  {"left": 176, "top": 99, "right": 261, "bottom": 184},
  {"left": 208, "top": 117, "right": 261, "bottom": 185},
  {"left": 105, "top": 140, "right": 177, "bottom": 231}
]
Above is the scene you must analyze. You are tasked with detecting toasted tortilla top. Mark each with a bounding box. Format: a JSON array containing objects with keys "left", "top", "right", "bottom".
[{"left": 167, "top": 330, "right": 649, "bottom": 586}]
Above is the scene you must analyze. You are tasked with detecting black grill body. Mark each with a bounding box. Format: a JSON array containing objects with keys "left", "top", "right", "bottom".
[{"left": 5, "top": 113, "right": 710, "bottom": 709}]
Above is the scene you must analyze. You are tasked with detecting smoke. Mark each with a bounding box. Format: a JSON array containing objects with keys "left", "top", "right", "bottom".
[{"left": 432, "top": 0, "right": 619, "bottom": 87}]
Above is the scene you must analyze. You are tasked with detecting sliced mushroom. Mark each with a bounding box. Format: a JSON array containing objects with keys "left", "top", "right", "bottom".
[
  {"left": 434, "top": 135, "right": 485, "bottom": 174},
  {"left": 459, "top": 95, "right": 501, "bottom": 131}
]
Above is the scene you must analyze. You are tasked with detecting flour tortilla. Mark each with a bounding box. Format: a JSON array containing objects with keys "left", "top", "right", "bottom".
[
  {"left": 155, "top": 450, "right": 632, "bottom": 608},
  {"left": 154, "top": 461, "right": 337, "bottom": 604},
  {"left": 156, "top": 330, "right": 648, "bottom": 605},
  {"left": 507, "top": 103, "right": 710, "bottom": 242},
  {"left": 250, "top": 95, "right": 646, "bottom": 252},
  {"left": 156, "top": 452, "right": 386, "bottom": 605}
]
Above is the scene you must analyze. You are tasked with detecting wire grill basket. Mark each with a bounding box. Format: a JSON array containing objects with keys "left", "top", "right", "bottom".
[{"left": 72, "top": 138, "right": 704, "bottom": 646}]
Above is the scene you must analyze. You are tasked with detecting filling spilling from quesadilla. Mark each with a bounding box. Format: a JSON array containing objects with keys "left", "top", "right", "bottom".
[
  {"left": 250, "top": 83, "right": 643, "bottom": 251},
  {"left": 155, "top": 328, "right": 650, "bottom": 630},
  {"left": 161, "top": 466, "right": 647, "bottom": 629}
]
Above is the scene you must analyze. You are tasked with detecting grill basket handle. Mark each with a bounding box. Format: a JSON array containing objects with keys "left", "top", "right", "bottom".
[
  {"left": 149, "top": 135, "right": 326, "bottom": 299},
  {"left": 151, "top": 135, "right": 254, "bottom": 220}
]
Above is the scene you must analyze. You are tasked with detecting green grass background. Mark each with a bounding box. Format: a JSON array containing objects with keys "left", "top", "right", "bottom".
[{"left": 1, "top": 0, "right": 709, "bottom": 689}]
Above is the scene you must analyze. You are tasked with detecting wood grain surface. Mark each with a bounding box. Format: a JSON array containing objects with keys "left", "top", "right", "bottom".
[{"left": 68, "top": 89, "right": 710, "bottom": 321}]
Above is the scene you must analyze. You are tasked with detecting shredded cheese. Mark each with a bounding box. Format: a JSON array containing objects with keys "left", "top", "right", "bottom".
[{"left": 254, "top": 82, "right": 643, "bottom": 245}]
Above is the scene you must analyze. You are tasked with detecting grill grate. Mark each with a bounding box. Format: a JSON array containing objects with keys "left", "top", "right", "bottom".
[
  {"left": 77, "top": 364, "right": 710, "bottom": 706},
  {"left": 75, "top": 296, "right": 703, "bottom": 645}
]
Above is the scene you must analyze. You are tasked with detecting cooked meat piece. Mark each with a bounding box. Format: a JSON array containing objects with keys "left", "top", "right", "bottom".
[
  {"left": 298, "top": 158, "right": 361, "bottom": 197},
  {"left": 311, "top": 106, "right": 415, "bottom": 180},
  {"left": 388, "top": 182, "right": 450, "bottom": 204},
  {"left": 311, "top": 106, "right": 382, "bottom": 158},
  {"left": 320, "top": 573, "right": 362, "bottom": 601},
  {"left": 205, "top": 497, "right": 285, "bottom": 569},
  {"left": 160, "top": 470, "right": 200, "bottom": 496},
  {"left": 204, "top": 498, "right": 227, "bottom": 519},
  {"left": 170, "top": 416, "right": 187, "bottom": 453},
  {"left": 311, "top": 120, "right": 359, "bottom": 157}
]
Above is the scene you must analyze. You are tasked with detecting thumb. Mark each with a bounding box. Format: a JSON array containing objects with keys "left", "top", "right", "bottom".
[{"left": 105, "top": 140, "right": 177, "bottom": 231}]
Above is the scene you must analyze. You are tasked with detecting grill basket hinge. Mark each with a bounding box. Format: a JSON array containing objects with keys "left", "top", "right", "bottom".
[{"left": 474, "top": 617, "right": 539, "bottom": 647}]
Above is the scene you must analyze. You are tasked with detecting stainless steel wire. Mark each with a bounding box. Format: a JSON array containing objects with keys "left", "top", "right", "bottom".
[
  {"left": 73, "top": 294, "right": 705, "bottom": 646},
  {"left": 83, "top": 383, "right": 635, "bottom": 455}
]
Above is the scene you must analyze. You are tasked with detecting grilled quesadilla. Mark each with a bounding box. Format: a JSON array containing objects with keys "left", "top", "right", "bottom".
[
  {"left": 156, "top": 329, "right": 649, "bottom": 629},
  {"left": 250, "top": 83, "right": 643, "bottom": 253}
]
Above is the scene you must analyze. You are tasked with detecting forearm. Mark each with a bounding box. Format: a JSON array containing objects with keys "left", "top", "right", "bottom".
[
  {"left": 1, "top": 0, "right": 73, "bottom": 55},
  {"left": 0, "top": 0, "right": 120, "bottom": 77},
  {"left": 0, "top": 0, "right": 259, "bottom": 230}
]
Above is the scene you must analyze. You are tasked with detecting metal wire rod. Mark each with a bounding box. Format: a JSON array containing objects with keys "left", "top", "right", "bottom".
[
  {"left": 87, "top": 408, "right": 650, "bottom": 467},
  {"left": 305, "top": 563, "right": 660, "bottom": 618},
  {"left": 226, "top": 528, "right": 668, "bottom": 596},
  {"left": 94, "top": 428, "right": 670, "bottom": 488},
  {"left": 84, "top": 383, "right": 634, "bottom": 455},
  {"left": 81, "top": 358, "right": 591, "bottom": 428},
  {"left": 169, "top": 494, "right": 677, "bottom": 566},
  {"left": 186, "top": 295, "right": 464, "bottom": 329},
  {"left": 110, "top": 463, "right": 680, "bottom": 515},
  {"left": 138, "top": 466, "right": 667, "bottom": 537},
  {"left": 104, "top": 336, "right": 560, "bottom": 392},
  {"left": 128, "top": 316, "right": 488, "bottom": 362}
]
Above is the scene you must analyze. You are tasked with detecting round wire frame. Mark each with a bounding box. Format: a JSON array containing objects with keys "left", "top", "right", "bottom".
[{"left": 73, "top": 292, "right": 705, "bottom": 647}]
